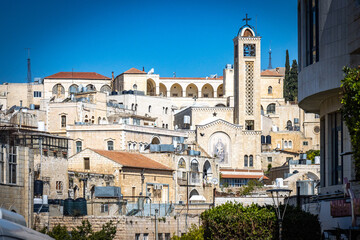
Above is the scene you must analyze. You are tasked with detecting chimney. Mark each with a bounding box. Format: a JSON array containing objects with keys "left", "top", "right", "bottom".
[
  {"left": 112, "top": 71, "right": 114, "bottom": 81},
  {"left": 142, "top": 67, "right": 145, "bottom": 72}
]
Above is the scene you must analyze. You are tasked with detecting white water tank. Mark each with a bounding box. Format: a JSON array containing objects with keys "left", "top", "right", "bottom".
[
  {"left": 315, "top": 156, "right": 320, "bottom": 164},
  {"left": 275, "top": 178, "right": 284, "bottom": 187},
  {"left": 38, "top": 121, "right": 45, "bottom": 131},
  {"left": 272, "top": 125, "right": 278, "bottom": 132}
]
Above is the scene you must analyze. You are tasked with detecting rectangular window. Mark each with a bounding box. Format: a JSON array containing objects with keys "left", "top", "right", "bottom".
[
  {"left": 101, "top": 204, "right": 108, "bottom": 213},
  {"left": 61, "top": 115, "right": 66, "bottom": 128},
  {"left": 135, "top": 234, "right": 140, "bottom": 240},
  {"left": 133, "top": 118, "right": 140, "bottom": 125},
  {"left": 203, "top": 94, "right": 209, "bottom": 98},
  {"left": 172, "top": 94, "right": 178, "bottom": 97},
  {"left": 8, "top": 146, "right": 17, "bottom": 184},
  {"left": 158, "top": 233, "right": 163, "bottom": 240},
  {"left": 328, "top": 112, "right": 343, "bottom": 186},
  {"left": 267, "top": 157, "right": 272, "bottom": 162},
  {"left": 122, "top": 118, "right": 129, "bottom": 124},
  {"left": 243, "top": 44, "right": 256, "bottom": 57},
  {"left": 245, "top": 120, "right": 254, "bottom": 130},
  {"left": 0, "top": 147, "right": 4, "bottom": 183},
  {"left": 165, "top": 233, "right": 171, "bottom": 240},
  {"left": 303, "top": 141, "right": 308, "bottom": 146},
  {"left": 305, "top": 0, "right": 319, "bottom": 66},
  {"left": 143, "top": 233, "right": 149, "bottom": 240},
  {"left": 84, "top": 157, "right": 90, "bottom": 170},
  {"left": 107, "top": 141, "right": 114, "bottom": 151},
  {"left": 76, "top": 141, "right": 82, "bottom": 153},
  {"left": 56, "top": 181, "right": 63, "bottom": 191},
  {"left": 33, "top": 91, "right": 42, "bottom": 97}
]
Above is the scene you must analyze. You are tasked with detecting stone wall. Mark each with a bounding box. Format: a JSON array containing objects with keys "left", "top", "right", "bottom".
[{"left": 37, "top": 214, "right": 200, "bottom": 240}]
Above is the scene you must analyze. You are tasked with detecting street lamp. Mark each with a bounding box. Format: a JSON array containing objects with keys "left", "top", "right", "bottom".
[{"left": 267, "top": 189, "right": 292, "bottom": 240}]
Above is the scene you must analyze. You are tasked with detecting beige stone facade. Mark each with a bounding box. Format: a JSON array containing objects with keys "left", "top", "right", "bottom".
[{"left": 68, "top": 149, "right": 175, "bottom": 204}]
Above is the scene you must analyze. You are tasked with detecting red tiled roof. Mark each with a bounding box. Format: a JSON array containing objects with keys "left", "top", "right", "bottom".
[
  {"left": 261, "top": 70, "right": 284, "bottom": 77},
  {"left": 160, "top": 76, "right": 223, "bottom": 80},
  {"left": 45, "top": 72, "right": 110, "bottom": 80},
  {"left": 123, "top": 68, "right": 146, "bottom": 74},
  {"left": 91, "top": 149, "right": 173, "bottom": 171},
  {"left": 221, "top": 174, "right": 269, "bottom": 180}
]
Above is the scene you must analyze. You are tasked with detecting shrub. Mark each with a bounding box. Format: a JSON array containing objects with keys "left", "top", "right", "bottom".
[
  {"left": 171, "top": 224, "right": 204, "bottom": 240},
  {"left": 201, "top": 202, "right": 276, "bottom": 240}
]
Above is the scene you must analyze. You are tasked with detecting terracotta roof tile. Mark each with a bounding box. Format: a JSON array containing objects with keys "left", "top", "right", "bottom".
[
  {"left": 261, "top": 70, "right": 284, "bottom": 77},
  {"left": 91, "top": 149, "right": 172, "bottom": 171},
  {"left": 221, "top": 174, "right": 269, "bottom": 180},
  {"left": 123, "top": 68, "right": 146, "bottom": 74},
  {"left": 159, "top": 76, "right": 223, "bottom": 80},
  {"left": 45, "top": 72, "right": 110, "bottom": 80}
]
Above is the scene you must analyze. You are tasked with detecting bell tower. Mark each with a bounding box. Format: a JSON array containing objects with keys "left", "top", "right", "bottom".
[{"left": 233, "top": 14, "right": 261, "bottom": 131}]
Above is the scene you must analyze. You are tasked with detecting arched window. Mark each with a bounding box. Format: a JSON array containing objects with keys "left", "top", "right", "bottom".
[
  {"left": 178, "top": 158, "right": 186, "bottom": 169},
  {"left": 61, "top": 115, "right": 66, "bottom": 128},
  {"left": 190, "top": 160, "right": 199, "bottom": 184},
  {"left": 189, "top": 189, "right": 199, "bottom": 199},
  {"left": 151, "top": 137, "right": 160, "bottom": 144},
  {"left": 76, "top": 141, "right": 82, "bottom": 153},
  {"left": 107, "top": 141, "right": 114, "bottom": 150},
  {"left": 244, "top": 155, "right": 248, "bottom": 167},
  {"left": 267, "top": 103, "right": 276, "bottom": 114},
  {"left": 249, "top": 155, "right": 253, "bottom": 167},
  {"left": 69, "top": 84, "right": 78, "bottom": 94},
  {"left": 135, "top": 104, "right": 138, "bottom": 111},
  {"left": 284, "top": 141, "right": 288, "bottom": 148},
  {"left": 131, "top": 103, "right": 134, "bottom": 111},
  {"left": 288, "top": 140, "right": 293, "bottom": 148},
  {"left": 98, "top": 117, "right": 101, "bottom": 124},
  {"left": 203, "top": 160, "right": 212, "bottom": 180},
  {"left": 86, "top": 84, "right": 96, "bottom": 91},
  {"left": 268, "top": 86, "right": 273, "bottom": 94},
  {"left": 165, "top": 107, "right": 168, "bottom": 114},
  {"left": 148, "top": 105, "right": 151, "bottom": 113},
  {"left": 261, "top": 105, "right": 264, "bottom": 115},
  {"left": 100, "top": 85, "right": 111, "bottom": 94},
  {"left": 286, "top": 120, "right": 293, "bottom": 130},
  {"left": 52, "top": 84, "right": 65, "bottom": 96}
]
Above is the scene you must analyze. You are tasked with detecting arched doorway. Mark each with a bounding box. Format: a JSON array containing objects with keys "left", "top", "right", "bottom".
[
  {"left": 186, "top": 84, "right": 198, "bottom": 98},
  {"left": 100, "top": 85, "right": 111, "bottom": 94},
  {"left": 217, "top": 84, "right": 223, "bottom": 97},
  {"left": 203, "top": 160, "right": 212, "bottom": 182},
  {"left": 52, "top": 84, "right": 65, "bottom": 98},
  {"left": 202, "top": 84, "right": 214, "bottom": 98},
  {"left": 159, "top": 83, "right": 167, "bottom": 97},
  {"left": 86, "top": 84, "right": 96, "bottom": 91},
  {"left": 147, "top": 79, "right": 156, "bottom": 96},
  {"left": 170, "top": 83, "right": 183, "bottom": 97}
]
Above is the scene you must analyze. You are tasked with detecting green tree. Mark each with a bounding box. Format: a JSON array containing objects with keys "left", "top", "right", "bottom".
[
  {"left": 284, "top": 51, "right": 298, "bottom": 102},
  {"left": 341, "top": 66, "right": 360, "bottom": 179},
  {"left": 171, "top": 224, "right": 204, "bottom": 240},
  {"left": 201, "top": 203, "right": 276, "bottom": 240},
  {"left": 306, "top": 149, "right": 320, "bottom": 163}
]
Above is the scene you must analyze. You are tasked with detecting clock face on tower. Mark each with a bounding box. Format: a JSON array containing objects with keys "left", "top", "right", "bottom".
[{"left": 243, "top": 44, "right": 256, "bottom": 57}]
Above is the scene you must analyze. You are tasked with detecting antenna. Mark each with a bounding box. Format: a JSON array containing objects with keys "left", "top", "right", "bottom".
[
  {"left": 25, "top": 48, "right": 32, "bottom": 108},
  {"left": 268, "top": 41, "right": 273, "bottom": 69}
]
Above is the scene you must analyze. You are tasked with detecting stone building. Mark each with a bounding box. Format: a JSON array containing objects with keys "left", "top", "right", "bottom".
[
  {"left": 68, "top": 149, "right": 174, "bottom": 204},
  {"left": 0, "top": 107, "right": 69, "bottom": 227}
]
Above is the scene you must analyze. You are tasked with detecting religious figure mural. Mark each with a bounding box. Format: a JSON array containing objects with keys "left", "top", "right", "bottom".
[{"left": 208, "top": 132, "right": 231, "bottom": 165}]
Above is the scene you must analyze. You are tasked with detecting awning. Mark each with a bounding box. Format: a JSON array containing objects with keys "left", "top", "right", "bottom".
[
  {"left": 221, "top": 174, "right": 269, "bottom": 180},
  {"left": 189, "top": 195, "right": 206, "bottom": 201}
]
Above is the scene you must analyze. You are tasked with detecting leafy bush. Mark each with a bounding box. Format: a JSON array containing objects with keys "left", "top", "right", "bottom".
[
  {"left": 41, "top": 220, "right": 116, "bottom": 240},
  {"left": 201, "top": 203, "right": 276, "bottom": 240},
  {"left": 279, "top": 205, "right": 321, "bottom": 240},
  {"left": 171, "top": 224, "right": 204, "bottom": 240}
]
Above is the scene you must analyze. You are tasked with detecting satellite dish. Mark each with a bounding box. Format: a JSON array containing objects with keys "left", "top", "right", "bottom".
[{"left": 211, "top": 178, "right": 219, "bottom": 185}]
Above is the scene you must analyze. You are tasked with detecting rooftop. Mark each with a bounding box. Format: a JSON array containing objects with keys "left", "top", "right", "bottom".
[
  {"left": 45, "top": 72, "right": 110, "bottom": 80},
  {"left": 261, "top": 70, "right": 284, "bottom": 77},
  {"left": 123, "top": 68, "right": 146, "bottom": 74},
  {"left": 91, "top": 149, "right": 173, "bottom": 171}
]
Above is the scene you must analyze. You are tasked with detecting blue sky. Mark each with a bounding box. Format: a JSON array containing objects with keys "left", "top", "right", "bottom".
[{"left": 0, "top": 0, "right": 298, "bottom": 83}]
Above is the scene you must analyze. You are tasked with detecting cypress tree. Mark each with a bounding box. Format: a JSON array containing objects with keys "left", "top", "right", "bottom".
[
  {"left": 284, "top": 50, "right": 291, "bottom": 101},
  {"left": 288, "top": 60, "right": 298, "bottom": 102}
]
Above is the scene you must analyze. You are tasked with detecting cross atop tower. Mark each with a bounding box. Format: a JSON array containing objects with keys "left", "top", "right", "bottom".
[{"left": 242, "top": 14, "right": 251, "bottom": 26}]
